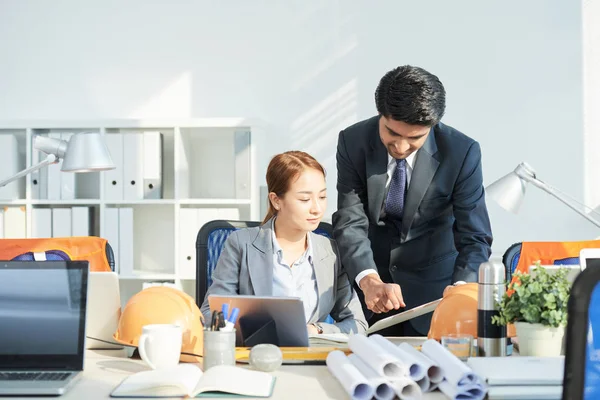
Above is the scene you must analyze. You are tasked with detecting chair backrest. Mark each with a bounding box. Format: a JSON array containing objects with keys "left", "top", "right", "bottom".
[
  {"left": 562, "top": 264, "right": 600, "bottom": 399},
  {"left": 501, "top": 240, "right": 600, "bottom": 283},
  {"left": 195, "top": 219, "right": 333, "bottom": 308}
]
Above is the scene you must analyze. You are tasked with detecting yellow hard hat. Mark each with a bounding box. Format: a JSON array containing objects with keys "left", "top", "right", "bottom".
[
  {"left": 427, "top": 283, "right": 516, "bottom": 340},
  {"left": 113, "top": 286, "right": 204, "bottom": 362}
]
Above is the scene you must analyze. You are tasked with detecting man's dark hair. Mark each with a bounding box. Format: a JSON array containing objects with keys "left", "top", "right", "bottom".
[{"left": 375, "top": 65, "right": 446, "bottom": 126}]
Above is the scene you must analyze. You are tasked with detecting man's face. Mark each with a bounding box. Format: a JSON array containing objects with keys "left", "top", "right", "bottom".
[{"left": 378, "top": 116, "right": 431, "bottom": 159}]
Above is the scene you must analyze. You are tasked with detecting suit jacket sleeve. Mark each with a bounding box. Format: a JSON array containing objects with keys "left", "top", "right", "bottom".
[
  {"left": 318, "top": 242, "right": 368, "bottom": 334},
  {"left": 332, "top": 131, "right": 377, "bottom": 283},
  {"left": 452, "top": 142, "right": 493, "bottom": 282},
  {"left": 200, "top": 231, "right": 242, "bottom": 322}
]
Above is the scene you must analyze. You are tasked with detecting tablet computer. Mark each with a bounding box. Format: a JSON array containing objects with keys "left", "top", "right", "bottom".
[
  {"left": 528, "top": 264, "right": 581, "bottom": 284},
  {"left": 580, "top": 248, "right": 600, "bottom": 270},
  {"left": 207, "top": 295, "right": 309, "bottom": 347}
]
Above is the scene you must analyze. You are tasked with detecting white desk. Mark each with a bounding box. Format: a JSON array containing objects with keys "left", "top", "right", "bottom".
[{"left": 1, "top": 348, "right": 447, "bottom": 399}]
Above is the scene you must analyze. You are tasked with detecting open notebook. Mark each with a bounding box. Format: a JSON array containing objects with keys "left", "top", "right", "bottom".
[{"left": 111, "top": 364, "right": 276, "bottom": 398}]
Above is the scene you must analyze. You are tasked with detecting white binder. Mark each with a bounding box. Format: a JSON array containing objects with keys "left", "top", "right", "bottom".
[
  {"left": 3, "top": 207, "right": 26, "bottom": 238},
  {"left": 119, "top": 207, "right": 134, "bottom": 276},
  {"left": 143, "top": 131, "right": 163, "bottom": 199},
  {"left": 47, "top": 133, "right": 62, "bottom": 201},
  {"left": 31, "top": 208, "right": 52, "bottom": 238},
  {"left": 0, "top": 134, "right": 20, "bottom": 200},
  {"left": 123, "top": 133, "right": 144, "bottom": 201},
  {"left": 31, "top": 145, "right": 43, "bottom": 199},
  {"left": 104, "top": 134, "right": 124, "bottom": 201},
  {"left": 52, "top": 208, "right": 72, "bottom": 238},
  {"left": 71, "top": 207, "right": 90, "bottom": 236},
  {"left": 60, "top": 133, "right": 75, "bottom": 200},
  {"left": 234, "top": 130, "right": 251, "bottom": 199},
  {"left": 178, "top": 208, "right": 198, "bottom": 279},
  {"left": 104, "top": 208, "right": 120, "bottom": 273}
]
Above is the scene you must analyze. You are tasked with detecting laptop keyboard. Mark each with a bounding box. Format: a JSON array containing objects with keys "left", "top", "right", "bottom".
[{"left": 0, "top": 372, "right": 71, "bottom": 381}]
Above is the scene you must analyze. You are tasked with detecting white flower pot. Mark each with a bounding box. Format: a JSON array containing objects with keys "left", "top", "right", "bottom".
[{"left": 514, "top": 322, "right": 565, "bottom": 357}]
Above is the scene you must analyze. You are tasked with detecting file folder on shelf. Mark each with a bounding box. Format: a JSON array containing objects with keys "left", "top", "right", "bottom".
[
  {"left": 60, "top": 132, "right": 75, "bottom": 200},
  {"left": 52, "top": 208, "right": 72, "bottom": 238},
  {"left": 118, "top": 207, "right": 134, "bottom": 277},
  {"left": 31, "top": 208, "right": 52, "bottom": 238},
  {"left": 143, "top": 131, "right": 163, "bottom": 199},
  {"left": 71, "top": 207, "right": 90, "bottom": 236},
  {"left": 104, "top": 134, "right": 124, "bottom": 201},
  {"left": 46, "top": 133, "right": 62, "bottom": 201},
  {"left": 3, "top": 207, "right": 26, "bottom": 239},
  {"left": 123, "top": 133, "right": 144, "bottom": 201},
  {"left": 234, "top": 130, "right": 251, "bottom": 199}
]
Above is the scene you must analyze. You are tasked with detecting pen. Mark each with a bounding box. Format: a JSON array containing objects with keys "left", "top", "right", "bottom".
[
  {"left": 221, "top": 303, "right": 229, "bottom": 321},
  {"left": 228, "top": 307, "right": 240, "bottom": 324},
  {"left": 210, "top": 310, "right": 218, "bottom": 331},
  {"left": 217, "top": 311, "right": 226, "bottom": 331}
]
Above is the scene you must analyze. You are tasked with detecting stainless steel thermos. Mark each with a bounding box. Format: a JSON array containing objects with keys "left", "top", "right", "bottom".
[{"left": 477, "top": 260, "right": 507, "bottom": 356}]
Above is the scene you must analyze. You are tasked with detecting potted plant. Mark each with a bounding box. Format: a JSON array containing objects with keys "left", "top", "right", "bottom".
[{"left": 492, "top": 264, "right": 570, "bottom": 356}]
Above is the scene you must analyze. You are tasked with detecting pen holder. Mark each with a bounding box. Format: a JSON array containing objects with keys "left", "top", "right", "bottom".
[{"left": 202, "top": 329, "right": 236, "bottom": 371}]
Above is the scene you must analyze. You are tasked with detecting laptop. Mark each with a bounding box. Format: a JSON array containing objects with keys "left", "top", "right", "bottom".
[
  {"left": 468, "top": 356, "right": 564, "bottom": 399},
  {"left": 0, "top": 260, "right": 89, "bottom": 396},
  {"left": 467, "top": 356, "right": 564, "bottom": 386},
  {"left": 208, "top": 295, "right": 309, "bottom": 347},
  {"left": 86, "top": 271, "right": 122, "bottom": 349}
]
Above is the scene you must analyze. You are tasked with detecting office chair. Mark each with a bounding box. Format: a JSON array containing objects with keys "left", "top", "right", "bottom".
[
  {"left": 195, "top": 219, "right": 334, "bottom": 322},
  {"left": 562, "top": 265, "right": 600, "bottom": 399}
]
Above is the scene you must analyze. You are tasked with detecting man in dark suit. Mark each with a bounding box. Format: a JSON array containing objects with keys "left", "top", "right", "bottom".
[{"left": 332, "top": 65, "right": 493, "bottom": 335}]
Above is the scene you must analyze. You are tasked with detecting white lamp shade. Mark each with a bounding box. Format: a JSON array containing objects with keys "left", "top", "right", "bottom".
[
  {"left": 61, "top": 132, "right": 115, "bottom": 172},
  {"left": 486, "top": 171, "right": 528, "bottom": 214}
]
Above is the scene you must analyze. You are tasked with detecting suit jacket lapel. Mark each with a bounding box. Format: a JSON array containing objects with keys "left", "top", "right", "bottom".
[
  {"left": 248, "top": 221, "right": 274, "bottom": 296},
  {"left": 310, "top": 234, "right": 335, "bottom": 322},
  {"left": 401, "top": 128, "right": 439, "bottom": 241},
  {"left": 366, "top": 125, "right": 388, "bottom": 223}
]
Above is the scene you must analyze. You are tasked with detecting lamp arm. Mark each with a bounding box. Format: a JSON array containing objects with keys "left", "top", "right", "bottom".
[
  {"left": 0, "top": 154, "right": 58, "bottom": 188},
  {"left": 526, "top": 176, "right": 600, "bottom": 228}
]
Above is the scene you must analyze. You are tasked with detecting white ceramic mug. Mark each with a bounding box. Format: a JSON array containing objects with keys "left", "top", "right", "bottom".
[{"left": 138, "top": 324, "right": 182, "bottom": 370}]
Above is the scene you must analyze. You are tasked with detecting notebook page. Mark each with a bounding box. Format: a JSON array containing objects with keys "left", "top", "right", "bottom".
[
  {"left": 193, "top": 365, "right": 274, "bottom": 397},
  {"left": 112, "top": 364, "right": 202, "bottom": 397}
]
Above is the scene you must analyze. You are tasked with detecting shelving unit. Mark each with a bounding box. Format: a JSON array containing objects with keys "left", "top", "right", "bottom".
[{"left": 0, "top": 119, "right": 264, "bottom": 307}]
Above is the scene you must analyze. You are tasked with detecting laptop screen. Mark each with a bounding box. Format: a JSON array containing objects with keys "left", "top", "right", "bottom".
[{"left": 0, "top": 261, "right": 88, "bottom": 370}]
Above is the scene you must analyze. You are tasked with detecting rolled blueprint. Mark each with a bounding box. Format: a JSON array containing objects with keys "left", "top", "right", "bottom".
[
  {"left": 389, "top": 375, "right": 422, "bottom": 400},
  {"left": 398, "top": 342, "right": 444, "bottom": 384},
  {"left": 438, "top": 379, "right": 486, "bottom": 400},
  {"left": 326, "top": 350, "right": 374, "bottom": 400},
  {"left": 348, "top": 354, "right": 395, "bottom": 400},
  {"left": 421, "top": 339, "right": 486, "bottom": 400},
  {"left": 421, "top": 339, "right": 478, "bottom": 388},
  {"left": 348, "top": 334, "right": 408, "bottom": 379},
  {"left": 369, "top": 335, "right": 425, "bottom": 381}
]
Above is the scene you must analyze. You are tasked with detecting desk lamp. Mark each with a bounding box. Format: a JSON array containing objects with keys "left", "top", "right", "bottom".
[
  {"left": 0, "top": 132, "right": 115, "bottom": 189},
  {"left": 486, "top": 162, "right": 600, "bottom": 228}
]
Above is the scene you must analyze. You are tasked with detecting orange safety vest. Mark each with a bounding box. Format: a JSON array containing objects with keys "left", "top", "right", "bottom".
[
  {"left": 0, "top": 237, "right": 112, "bottom": 272},
  {"left": 510, "top": 240, "right": 600, "bottom": 287}
]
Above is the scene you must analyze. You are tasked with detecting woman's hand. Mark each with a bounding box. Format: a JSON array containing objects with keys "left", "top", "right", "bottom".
[{"left": 307, "top": 324, "right": 319, "bottom": 334}]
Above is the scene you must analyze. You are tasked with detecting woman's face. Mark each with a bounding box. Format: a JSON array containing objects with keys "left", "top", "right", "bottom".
[{"left": 270, "top": 168, "right": 327, "bottom": 232}]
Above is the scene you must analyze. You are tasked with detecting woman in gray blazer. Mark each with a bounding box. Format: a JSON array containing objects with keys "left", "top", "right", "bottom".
[{"left": 201, "top": 151, "right": 367, "bottom": 335}]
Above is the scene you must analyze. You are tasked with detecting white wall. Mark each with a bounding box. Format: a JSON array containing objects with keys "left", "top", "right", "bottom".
[{"left": 0, "top": 0, "right": 596, "bottom": 255}]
